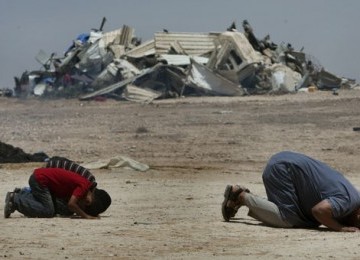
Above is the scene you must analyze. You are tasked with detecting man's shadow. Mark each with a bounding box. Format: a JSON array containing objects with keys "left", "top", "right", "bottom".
[{"left": 226, "top": 217, "right": 332, "bottom": 232}]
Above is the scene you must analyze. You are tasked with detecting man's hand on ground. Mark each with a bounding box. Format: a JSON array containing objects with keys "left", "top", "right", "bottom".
[{"left": 340, "top": 226, "right": 359, "bottom": 232}]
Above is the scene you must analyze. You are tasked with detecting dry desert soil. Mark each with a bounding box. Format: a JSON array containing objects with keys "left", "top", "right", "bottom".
[{"left": 1, "top": 89, "right": 360, "bottom": 259}]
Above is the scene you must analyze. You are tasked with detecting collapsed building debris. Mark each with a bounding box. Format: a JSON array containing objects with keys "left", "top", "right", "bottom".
[{"left": 11, "top": 19, "right": 358, "bottom": 101}]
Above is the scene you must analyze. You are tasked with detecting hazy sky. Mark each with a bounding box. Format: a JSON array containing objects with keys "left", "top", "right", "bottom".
[{"left": 0, "top": 0, "right": 359, "bottom": 89}]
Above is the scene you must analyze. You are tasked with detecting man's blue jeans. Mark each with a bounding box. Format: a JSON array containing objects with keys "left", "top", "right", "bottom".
[{"left": 13, "top": 174, "right": 55, "bottom": 217}]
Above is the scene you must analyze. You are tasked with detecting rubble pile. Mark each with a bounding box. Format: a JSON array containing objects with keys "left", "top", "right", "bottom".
[{"left": 12, "top": 18, "right": 358, "bottom": 102}]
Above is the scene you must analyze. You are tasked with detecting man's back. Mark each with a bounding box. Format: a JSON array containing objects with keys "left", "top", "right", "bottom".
[{"left": 34, "top": 168, "right": 92, "bottom": 199}]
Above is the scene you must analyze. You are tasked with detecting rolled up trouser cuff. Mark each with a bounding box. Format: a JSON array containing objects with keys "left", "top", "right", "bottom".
[{"left": 244, "top": 193, "right": 292, "bottom": 228}]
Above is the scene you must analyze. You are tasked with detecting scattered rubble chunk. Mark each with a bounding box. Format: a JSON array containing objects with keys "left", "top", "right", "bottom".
[
  {"left": 0, "top": 88, "right": 13, "bottom": 97},
  {"left": 82, "top": 156, "right": 149, "bottom": 172}
]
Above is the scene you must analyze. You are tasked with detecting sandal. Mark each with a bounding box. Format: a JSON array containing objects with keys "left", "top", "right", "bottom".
[
  {"left": 4, "top": 192, "right": 15, "bottom": 218},
  {"left": 221, "top": 184, "right": 250, "bottom": 222}
]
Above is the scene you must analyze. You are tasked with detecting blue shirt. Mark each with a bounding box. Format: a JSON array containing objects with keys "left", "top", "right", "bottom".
[{"left": 263, "top": 151, "right": 360, "bottom": 227}]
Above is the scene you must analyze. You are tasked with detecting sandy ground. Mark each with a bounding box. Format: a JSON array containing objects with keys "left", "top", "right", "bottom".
[{"left": 1, "top": 89, "right": 360, "bottom": 259}]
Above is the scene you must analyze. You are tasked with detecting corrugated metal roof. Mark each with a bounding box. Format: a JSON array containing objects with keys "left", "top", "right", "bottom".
[
  {"left": 102, "top": 25, "right": 134, "bottom": 47},
  {"left": 124, "top": 39, "right": 156, "bottom": 58},
  {"left": 154, "top": 32, "right": 219, "bottom": 56},
  {"left": 158, "top": 54, "right": 208, "bottom": 66},
  {"left": 102, "top": 28, "right": 122, "bottom": 46}
]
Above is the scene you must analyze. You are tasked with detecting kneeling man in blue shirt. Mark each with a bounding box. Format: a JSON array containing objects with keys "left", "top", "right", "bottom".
[{"left": 222, "top": 151, "right": 360, "bottom": 232}]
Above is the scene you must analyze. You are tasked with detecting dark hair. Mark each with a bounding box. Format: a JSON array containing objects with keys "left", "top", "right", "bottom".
[{"left": 85, "top": 188, "right": 111, "bottom": 216}]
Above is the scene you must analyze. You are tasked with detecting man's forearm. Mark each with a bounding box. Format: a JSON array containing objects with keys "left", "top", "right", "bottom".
[
  {"left": 312, "top": 200, "right": 343, "bottom": 231},
  {"left": 68, "top": 203, "right": 90, "bottom": 218},
  {"left": 68, "top": 195, "right": 96, "bottom": 219},
  {"left": 312, "top": 200, "right": 358, "bottom": 232},
  {"left": 312, "top": 210, "right": 344, "bottom": 231}
]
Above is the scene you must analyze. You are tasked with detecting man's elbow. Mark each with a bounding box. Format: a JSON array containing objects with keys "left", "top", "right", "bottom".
[
  {"left": 311, "top": 201, "right": 333, "bottom": 219},
  {"left": 311, "top": 206, "right": 323, "bottom": 218}
]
